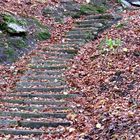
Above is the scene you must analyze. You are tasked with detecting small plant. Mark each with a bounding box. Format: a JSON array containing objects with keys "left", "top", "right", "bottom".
[
  {"left": 115, "top": 23, "right": 125, "bottom": 28},
  {"left": 105, "top": 37, "right": 122, "bottom": 50},
  {"left": 97, "top": 37, "right": 122, "bottom": 53},
  {"left": 115, "top": 20, "right": 128, "bottom": 29}
]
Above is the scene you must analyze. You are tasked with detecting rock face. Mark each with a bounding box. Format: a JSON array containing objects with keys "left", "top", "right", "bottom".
[{"left": 0, "top": 13, "right": 50, "bottom": 64}]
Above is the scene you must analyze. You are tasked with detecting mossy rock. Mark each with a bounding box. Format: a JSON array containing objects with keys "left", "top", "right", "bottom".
[
  {"left": 0, "top": 12, "right": 51, "bottom": 64},
  {"left": 8, "top": 37, "right": 27, "bottom": 49},
  {"left": 80, "top": 4, "right": 107, "bottom": 15},
  {"left": 71, "top": 4, "right": 107, "bottom": 18}
]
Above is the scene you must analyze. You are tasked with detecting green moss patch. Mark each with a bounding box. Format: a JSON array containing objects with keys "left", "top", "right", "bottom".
[
  {"left": 37, "top": 31, "right": 51, "bottom": 41},
  {"left": 71, "top": 4, "right": 107, "bottom": 18}
]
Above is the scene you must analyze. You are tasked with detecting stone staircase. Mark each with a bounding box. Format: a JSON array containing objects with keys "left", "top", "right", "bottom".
[{"left": 0, "top": 1, "right": 121, "bottom": 137}]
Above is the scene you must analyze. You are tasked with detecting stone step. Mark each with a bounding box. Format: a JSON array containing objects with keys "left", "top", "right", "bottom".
[
  {"left": 0, "top": 120, "right": 71, "bottom": 128},
  {"left": 65, "top": 34, "right": 95, "bottom": 40},
  {"left": 66, "top": 30, "right": 97, "bottom": 36},
  {"left": 29, "top": 64, "right": 67, "bottom": 70},
  {"left": 6, "top": 93, "right": 77, "bottom": 99},
  {"left": 2, "top": 105, "right": 72, "bottom": 112},
  {"left": 64, "top": 39, "right": 86, "bottom": 44},
  {"left": 31, "top": 57, "right": 67, "bottom": 65},
  {"left": 71, "top": 27, "right": 99, "bottom": 31},
  {"left": 54, "top": 43, "right": 81, "bottom": 47},
  {"left": 39, "top": 52, "right": 75, "bottom": 59},
  {"left": 0, "top": 99, "right": 67, "bottom": 106},
  {"left": 75, "top": 22, "right": 104, "bottom": 28},
  {"left": 76, "top": 19, "right": 107, "bottom": 25},
  {"left": 25, "top": 69, "right": 65, "bottom": 76},
  {"left": 17, "top": 81, "right": 67, "bottom": 88},
  {"left": 1, "top": 96, "right": 67, "bottom": 102},
  {"left": 16, "top": 86, "right": 67, "bottom": 92},
  {"left": 60, "top": 42, "right": 83, "bottom": 45},
  {"left": 21, "top": 75, "right": 64, "bottom": 81},
  {"left": 0, "top": 129, "right": 61, "bottom": 135},
  {"left": 85, "top": 14, "right": 115, "bottom": 20},
  {"left": 44, "top": 47, "right": 78, "bottom": 54},
  {"left": 0, "top": 111, "right": 67, "bottom": 119},
  {"left": 31, "top": 57, "right": 68, "bottom": 64},
  {"left": 32, "top": 60, "right": 66, "bottom": 65}
]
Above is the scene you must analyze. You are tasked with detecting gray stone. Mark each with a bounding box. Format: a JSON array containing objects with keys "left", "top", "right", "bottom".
[
  {"left": 89, "top": 0, "right": 107, "bottom": 5},
  {"left": 7, "top": 23, "right": 27, "bottom": 34}
]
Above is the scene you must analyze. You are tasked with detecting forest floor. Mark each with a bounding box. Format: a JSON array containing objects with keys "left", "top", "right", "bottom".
[{"left": 0, "top": 0, "right": 139, "bottom": 139}]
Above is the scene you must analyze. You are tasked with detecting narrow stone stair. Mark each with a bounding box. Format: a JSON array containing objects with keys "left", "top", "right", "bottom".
[{"left": 0, "top": 2, "right": 121, "bottom": 137}]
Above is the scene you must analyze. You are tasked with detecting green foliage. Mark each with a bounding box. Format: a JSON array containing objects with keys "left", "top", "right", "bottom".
[
  {"left": 105, "top": 37, "right": 122, "bottom": 50},
  {"left": 8, "top": 38, "right": 27, "bottom": 48},
  {"left": 115, "top": 21, "right": 128, "bottom": 29},
  {"left": 71, "top": 4, "right": 107, "bottom": 18},
  {"left": 4, "top": 47, "right": 15, "bottom": 61},
  {"left": 97, "top": 37, "right": 122, "bottom": 53},
  {"left": 37, "top": 30, "right": 51, "bottom": 40},
  {"left": 2, "top": 14, "right": 27, "bottom": 26},
  {"left": 80, "top": 4, "right": 107, "bottom": 15},
  {"left": 115, "top": 23, "right": 125, "bottom": 28}
]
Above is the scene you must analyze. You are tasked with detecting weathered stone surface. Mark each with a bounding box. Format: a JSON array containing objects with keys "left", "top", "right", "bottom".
[
  {"left": 7, "top": 23, "right": 27, "bottom": 34},
  {"left": 89, "top": 0, "right": 107, "bottom": 5}
]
